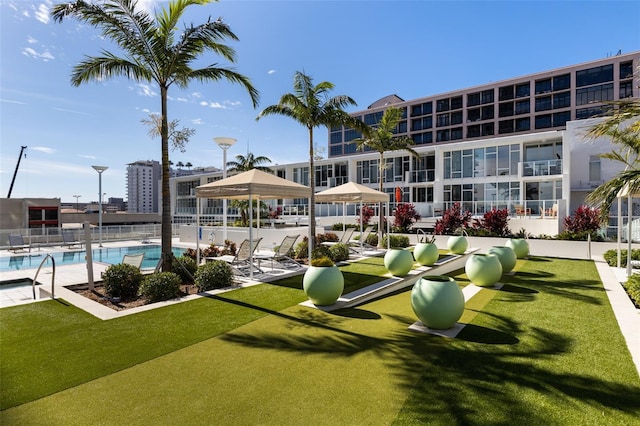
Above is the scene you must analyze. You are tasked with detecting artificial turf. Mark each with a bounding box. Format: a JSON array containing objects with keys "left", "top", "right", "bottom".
[{"left": 1, "top": 256, "right": 639, "bottom": 425}]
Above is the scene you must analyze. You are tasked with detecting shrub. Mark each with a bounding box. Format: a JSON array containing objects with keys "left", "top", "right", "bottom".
[
  {"left": 194, "top": 260, "right": 234, "bottom": 291},
  {"left": 311, "top": 256, "right": 334, "bottom": 267},
  {"left": 172, "top": 255, "right": 197, "bottom": 283},
  {"left": 623, "top": 274, "right": 640, "bottom": 308},
  {"left": 102, "top": 263, "right": 143, "bottom": 300},
  {"left": 317, "top": 233, "right": 339, "bottom": 244},
  {"left": 472, "top": 208, "right": 511, "bottom": 237},
  {"left": 329, "top": 243, "right": 350, "bottom": 262},
  {"left": 183, "top": 247, "right": 201, "bottom": 261},
  {"left": 366, "top": 233, "right": 379, "bottom": 247},
  {"left": 381, "top": 234, "right": 410, "bottom": 248},
  {"left": 393, "top": 203, "right": 421, "bottom": 233},
  {"left": 357, "top": 205, "right": 375, "bottom": 226},
  {"left": 603, "top": 249, "right": 640, "bottom": 267},
  {"left": 564, "top": 205, "right": 601, "bottom": 233},
  {"left": 434, "top": 203, "right": 471, "bottom": 235},
  {"left": 556, "top": 230, "right": 604, "bottom": 241},
  {"left": 295, "top": 237, "right": 309, "bottom": 259},
  {"left": 330, "top": 223, "right": 357, "bottom": 231},
  {"left": 312, "top": 245, "right": 332, "bottom": 260},
  {"left": 138, "top": 272, "right": 181, "bottom": 303}
]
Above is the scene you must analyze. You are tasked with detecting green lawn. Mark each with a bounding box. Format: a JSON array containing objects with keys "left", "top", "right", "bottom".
[{"left": 1, "top": 256, "right": 639, "bottom": 425}]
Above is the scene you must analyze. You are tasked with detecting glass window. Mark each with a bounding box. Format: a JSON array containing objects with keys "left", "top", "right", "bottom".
[
  {"left": 576, "top": 83, "right": 614, "bottom": 106},
  {"left": 620, "top": 61, "right": 633, "bottom": 79},
  {"left": 410, "top": 102, "right": 432, "bottom": 116},
  {"left": 397, "top": 120, "right": 407, "bottom": 133},
  {"left": 535, "top": 79, "right": 552, "bottom": 94},
  {"left": 485, "top": 146, "right": 496, "bottom": 176},
  {"left": 589, "top": 155, "right": 601, "bottom": 182},
  {"left": 576, "top": 64, "right": 613, "bottom": 87},
  {"left": 482, "top": 89, "right": 494, "bottom": 104},
  {"left": 451, "top": 96, "right": 463, "bottom": 110},
  {"left": 620, "top": 81, "right": 633, "bottom": 99},
  {"left": 515, "top": 99, "right": 530, "bottom": 115},
  {"left": 481, "top": 105, "right": 494, "bottom": 120},
  {"left": 499, "top": 120, "right": 514, "bottom": 134},
  {"left": 499, "top": 102, "right": 514, "bottom": 117},
  {"left": 451, "top": 127, "right": 463, "bottom": 140},
  {"left": 576, "top": 106, "right": 603, "bottom": 119},
  {"left": 436, "top": 99, "right": 450, "bottom": 112},
  {"left": 344, "top": 142, "right": 357, "bottom": 154},
  {"left": 436, "top": 113, "right": 449, "bottom": 127},
  {"left": 330, "top": 132, "right": 342, "bottom": 144},
  {"left": 452, "top": 151, "right": 461, "bottom": 178},
  {"left": 364, "top": 111, "right": 383, "bottom": 125},
  {"left": 553, "top": 91, "right": 571, "bottom": 109},
  {"left": 553, "top": 73, "right": 570, "bottom": 91},
  {"left": 451, "top": 111, "right": 463, "bottom": 125},
  {"left": 437, "top": 130, "right": 450, "bottom": 142},
  {"left": 499, "top": 85, "right": 514, "bottom": 101},
  {"left": 411, "top": 116, "right": 432, "bottom": 131},
  {"left": 482, "top": 123, "right": 494, "bottom": 136},
  {"left": 510, "top": 145, "right": 520, "bottom": 175},
  {"left": 468, "top": 108, "right": 481, "bottom": 122},
  {"left": 535, "top": 96, "right": 552, "bottom": 111},
  {"left": 516, "top": 83, "right": 530, "bottom": 98},
  {"left": 463, "top": 149, "right": 473, "bottom": 178},
  {"left": 330, "top": 145, "right": 342, "bottom": 156},
  {"left": 553, "top": 111, "right": 571, "bottom": 127},
  {"left": 535, "top": 114, "right": 552, "bottom": 129},
  {"left": 467, "top": 92, "right": 481, "bottom": 107},
  {"left": 467, "top": 125, "right": 480, "bottom": 138},
  {"left": 412, "top": 132, "right": 433, "bottom": 144},
  {"left": 515, "top": 117, "right": 530, "bottom": 132},
  {"left": 474, "top": 148, "right": 485, "bottom": 177}
]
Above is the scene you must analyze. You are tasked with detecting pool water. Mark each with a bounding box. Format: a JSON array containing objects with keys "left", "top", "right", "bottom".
[{"left": 0, "top": 246, "right": 186, "bottom": 272}]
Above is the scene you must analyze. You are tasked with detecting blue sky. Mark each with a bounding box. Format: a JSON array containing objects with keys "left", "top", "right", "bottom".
[{"left": 1, "top": 0, "right": 639, "bottom": 202}]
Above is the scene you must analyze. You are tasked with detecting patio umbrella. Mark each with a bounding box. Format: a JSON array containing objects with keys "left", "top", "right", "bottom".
[
  {"left": 315, "top": 182, "right": 389, "bottom": 251},
  {"left": 195, "top": 169, "right": 311, "bottom": 278}
]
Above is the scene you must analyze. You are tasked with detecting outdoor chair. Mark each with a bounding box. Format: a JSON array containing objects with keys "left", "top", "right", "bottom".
[
  {"left": 8, "top": 234, "right": 31, "bottom": 253},
  {"left": 544, "top": 203, "right": 558, "bottom": 218},
  {"left": 321, "top": 227, "right": 355, "bottom": 248},
  {"left": 217, "top": 238, "right": 263, "bottom": 276},
  {"left": 267, "top": 234, "right": 301, "bottom": 270},
  {"left": 349, "top": 226, "right": 376, "bottom": 252},
  {"left": 514, "top": 205, "right": 531, "bottom": 217},
  {"left": 122, "top": 253, "right": 145, "bottom": 269},
  {"left": 61, "top": 229, "right": 83, "bottom": 249}
]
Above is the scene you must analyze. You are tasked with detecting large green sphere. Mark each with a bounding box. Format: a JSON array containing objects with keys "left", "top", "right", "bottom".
[
  {"left": 411, "top": 276, "right": 465, "bottom": 329},
  {"left": 303, "top": 265, "right": 344, "bottom": 305},
  {"left": 384, "top": 248, "right": 414, "bottom": 277},
  {"left": 447, "top": 235, "right": 468, "bottom": 254},
  {"left": 414, "top": 242, "right": 439, "bottom": 266},
  {"left": 465, "top": 253, "right": 503, "bottom": 287},
  {"left": 487, "top": 246, "right": 517, "bottom": 273},
  {"left": 506, "top": 238, "right": 529, "bottom": 259}
]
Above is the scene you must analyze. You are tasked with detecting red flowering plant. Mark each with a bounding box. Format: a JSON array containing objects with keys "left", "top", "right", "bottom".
[{"left": 434, "top": 202, "right": 471, "bottom": 235}]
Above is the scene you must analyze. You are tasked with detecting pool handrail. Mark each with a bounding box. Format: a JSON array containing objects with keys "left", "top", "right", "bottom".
[{"left": 33, "top": 254, "right": 55, "bottom": 301}]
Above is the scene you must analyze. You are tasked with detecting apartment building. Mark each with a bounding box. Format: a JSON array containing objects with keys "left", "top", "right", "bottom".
[
  {"left": 126, "top": 160, "right": 161, "bottom": 213},
  {"left": 170, "top": 52, "right": 639, "bottom": 236}
]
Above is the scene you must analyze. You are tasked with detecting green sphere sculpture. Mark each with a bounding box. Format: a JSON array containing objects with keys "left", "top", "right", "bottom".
[
  {"left": 414, "top": 242, "right": 439, "bottom": 266},
  {"left": 303, "top": 265, "right": 344, "bottom": 305},
  {"left": 384, "top": 248, "right": 414, "bottom": 277},
  {"left": 487, "top": 246, "right": 517, "bottom": 273},
  {"left": 411, "top": 276, "right": 465, "bottom": 329},
  {"left": 465, "top": 253, "right": 503, "bottom": 287},
  {"left": 506, "top": 238, "right": 529, "bottom": 259},
  {"left": 447, "top": 235, "right": 468, "bottom": 254}
]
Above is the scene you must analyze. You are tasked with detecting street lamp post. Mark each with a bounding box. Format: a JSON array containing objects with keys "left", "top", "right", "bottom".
[
  {"left": 73, "top": 194, "right": 81, "bottom": 212},
  {"left": 92, "top": 166, "right": 108, "bottom": 247},
  {"left": 214, "top": 137, "right": 237, "bottom": 242}
]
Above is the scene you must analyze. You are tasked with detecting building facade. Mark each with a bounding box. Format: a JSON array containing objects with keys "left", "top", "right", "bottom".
[
  {"left": 126, "top": 160, "right": 161, "bottom": 213},
  {"left": 170, "top": 52, "right": 639, "bottom": 237}
]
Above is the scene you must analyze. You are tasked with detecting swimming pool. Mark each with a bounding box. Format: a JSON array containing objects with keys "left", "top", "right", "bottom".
[{"left": 0, "top": 245, "right": 186, "bottom": 272}]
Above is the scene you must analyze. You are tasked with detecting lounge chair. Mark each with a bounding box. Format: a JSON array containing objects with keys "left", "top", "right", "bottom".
[
  {"left": 265, "top": 234, "right": 301, "bottom": 270},
  {"left": 61, "top": 229, "right": 83, "bottom": 249},
  {"left": 349, "top": 226, "right": 376, "bottom": 252},
  {"left": 8, "top": 234, "right": 31, "bottom": 253},
  {"left": 321, "top": 228, "right": 355, "bottom": 248},
  {"left": 217, "top": 238, "right": 263, "bottom": 276},
  {"left": 123, "top": 253, "right": 145, "bottom": 269}
]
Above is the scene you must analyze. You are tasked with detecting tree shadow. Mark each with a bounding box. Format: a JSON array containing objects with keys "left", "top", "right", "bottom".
[{"left": 332, "top": 307, "right": 382, "bottom": 320}]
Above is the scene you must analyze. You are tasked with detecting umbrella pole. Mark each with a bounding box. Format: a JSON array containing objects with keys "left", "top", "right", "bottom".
[
  {"left": 250, "top": 193, "right": 254, "bottom": 280},
  {"left": 196, "top": 198, "right": 200, "bottom": 265}
]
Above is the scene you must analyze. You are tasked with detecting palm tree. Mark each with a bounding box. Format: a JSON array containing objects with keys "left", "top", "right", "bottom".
[
  {"left": 257, "top": 71, "right": 367, "bottom": 258},
  {"left": 226, "top": 153, "right": 273, "bottom": 173},
  {"left": 185, "top": 162, "right": 193, "bottom": 170},
  {"left": 585, "top": 94, "right": 640, "bottom": 223},
  {"left": 51, "top": 0, "right": 259, "bottom": 272},
  {"left": 354, "top": 106, "right": 418, "bottom": 242},
  {"left": 176, "top": 161, "right": 185, "bottom": 169},
  {"left": 226, "top": 152, "right": 273, "bottom": 225}
]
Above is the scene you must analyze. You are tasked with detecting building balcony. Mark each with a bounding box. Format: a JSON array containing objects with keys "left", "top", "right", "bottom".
[{"left": 521, "top": 159, "right": 562, "bottom": 177}]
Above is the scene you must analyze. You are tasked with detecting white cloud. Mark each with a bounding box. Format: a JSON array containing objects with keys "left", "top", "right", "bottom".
[
  {"left": 0, "top": 99, "right": 26, "bottom": 105},
  {"left": 51, "top": 107, "right": 91, "bottom": 116},
  {"left": 268, "top": 69, "right": 277, "bottom": 75},
  {"left": 34, "top": 2, "right": 50, "bottom": 24},
  {"left": 78, "top": 154, "right": 97, "bottom": 160},
  {"left": 199, "top": 101, "right": 208, "bottom": 107},
  {"left": 32, "top": 146, "right": 56, "bottom": 154},
  {"left": 137, "top": 83, "right": 157, "bottom": 97},
  {"left": 175, "top": 97, "right": 188, "bottom": 102},
  {"left": 191, "top": 118, "right": 203, "bottom": 125},
  {"left": 22, "top": 46, "right": 54, "bottom": 61},
  {"left": 27, "top": 36, "right": 37, "bottom": 44},
  {"left": 192, "top": 92, "right": 203, "bottom": 99},
  {"left": 207, "top": 102, "right": 225, "bottom": 109}
]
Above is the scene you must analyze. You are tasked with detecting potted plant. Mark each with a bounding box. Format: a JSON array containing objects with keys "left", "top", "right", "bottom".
[
  {"left": 384, "top": 247, "right": 414, "bottom": 277},
  {"left": 465, "top": 253, "right": 503, "bottom": 287},
  {"left": 413, "top": 232, "right": 439, "bottom": 266},
  {"left": 302, "top": 256, "right": 344, "bottom": 306},
  {"left": 447, "top": 230, "right": 468, "bottom": 255},
  {"left": 411, "top": 275, "right": 465, "bottom": 330}
]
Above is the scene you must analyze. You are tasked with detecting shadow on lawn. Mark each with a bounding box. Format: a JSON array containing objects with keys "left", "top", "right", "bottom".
[{"left": 213, "top": 292, "right": 640, "bottom": 423}]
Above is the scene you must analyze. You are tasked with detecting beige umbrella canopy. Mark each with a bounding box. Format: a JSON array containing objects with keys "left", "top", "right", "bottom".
[
  {"left": 195, "top": 169, "right": 311, "bottom": 276},
  {"left": 315, "top": 182, "right": 389, "bottom": 250},
  {"left": 315, "top": 181, "right": 389, "bottom": 203},
  {"left": 195, "top": 168, "right": 311, "bottom": 200}
]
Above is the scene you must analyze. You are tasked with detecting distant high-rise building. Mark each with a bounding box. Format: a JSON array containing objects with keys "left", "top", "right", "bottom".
[{"left": 126, "top": 160, "right": 161, "bottom": 213}]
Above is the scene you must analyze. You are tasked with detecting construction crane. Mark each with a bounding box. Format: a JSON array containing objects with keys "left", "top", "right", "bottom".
[{"left": 7, "top": 146, "right": 27, "bottom": 198}]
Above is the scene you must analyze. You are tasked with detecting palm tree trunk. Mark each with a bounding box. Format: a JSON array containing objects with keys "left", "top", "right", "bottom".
[
  {"left": 308, "top": 126, "right": 315, "bottom": 260},
  {"left": 160, "top": 85, "right": 172, "bottom": 272}
]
